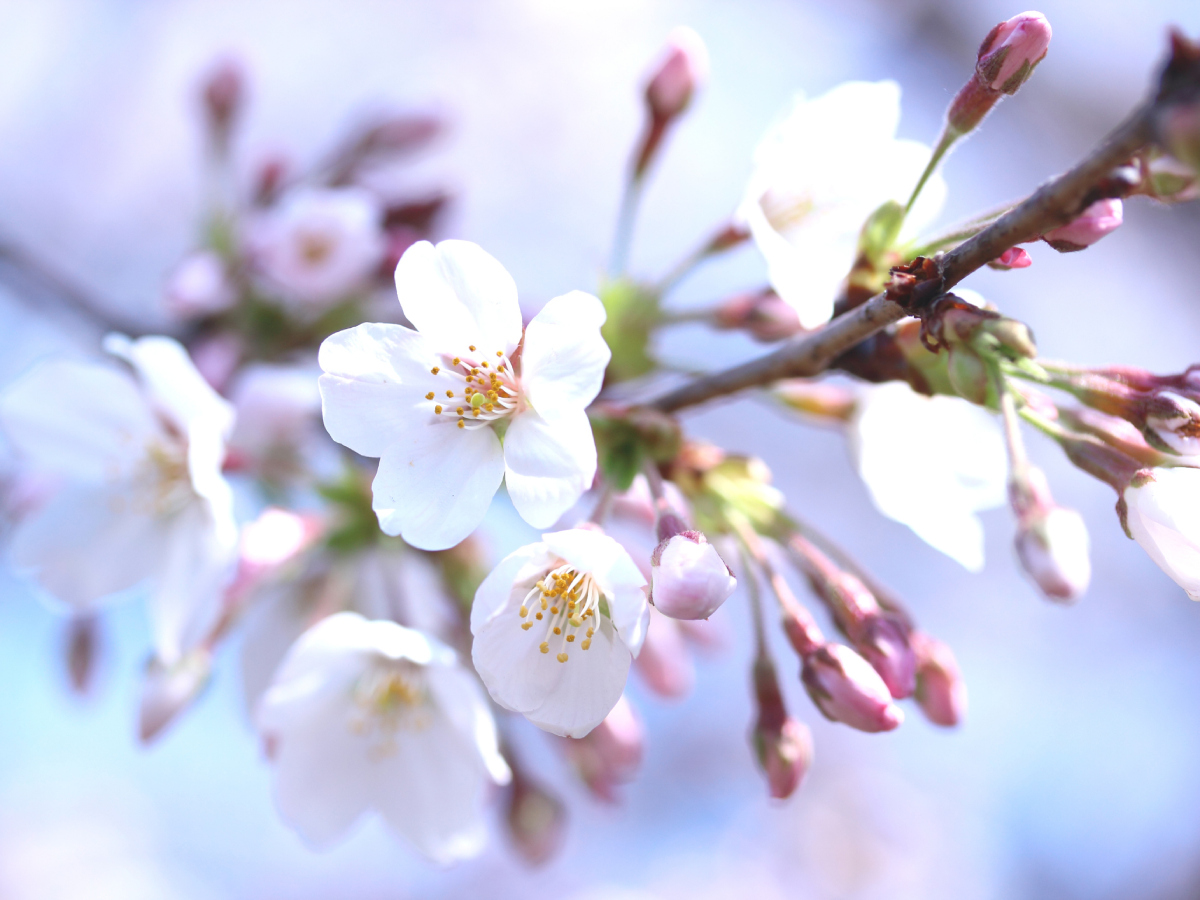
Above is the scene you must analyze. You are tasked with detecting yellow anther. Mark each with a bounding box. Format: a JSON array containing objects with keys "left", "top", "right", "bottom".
[
  {"left": 553, "top": 627, "right": 561, "bottom": 635},
  {"left": 536, "top": 612, "right": 543, "bottom": 620},
  {"left": 487, "top": 391, "right": 498, "bottom": 401},
  {"left": 469, "top": 345, "right": 476, "bottom": 352},
  {"left": 569, "top": 617, "right": 582, "bottom": 628},
  {"left": 540, "top": 642, "right": 549, "bottom": 654},
  {"left": 431, "top": 366, "right": 440, "bottom": 375},
  {"left": 550, "top": 606, "right": 559, "bottom": 614},
  {"left": 452, "top": 357, "right": 461, "bottom": 366},
  {"left": 581, "top": 639, "right": 591, "bottom": 650},
  {"left": 586, "top": 627, "right": 594, "bottom": 637},
  {"left": 446, "top": 390, "right": 454, "bottom": 398},
  {"left": 457, "top": 419, "right": 465, "bottom": 429},
  {"left": 521, "top": 621, "right": 533, "bottom": 630},
  {"left": 435, "top": 405, "right": 443, "bottom": 414},
  {"left": 496, "top": 350, "right": 503, "bottom": 357},
  {"left": 519, "top": 605, "right": 528, "bottom": 617},
  {"left": 566, "top": 634, "right": 575, "bottom": 643},
  {"left": 425, "top": 392, "right": 435, "bottom": 400},
  {"left": 556, "top": 653, "right": 568, "bottom": 663},
  {"left": 484, "top": 403, "right": 494, "bottom": 412},
  {"left": 541, "top": 598, "right": 547, "bottom": 610}
]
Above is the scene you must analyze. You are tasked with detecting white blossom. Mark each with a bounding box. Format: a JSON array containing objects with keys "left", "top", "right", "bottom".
[
  {"left": 0, "top": 335, "right": 238, "bottom": 664},
  {"left": 163, "top": 250, "right": 236, "bottom": 319},
  {"left": 319, "top": 239, "right": 610, "bottom": 550},
  {"left": 226, "top": 363, "right": 334, "bottom": 484},
  {"left": 1124, "top": 467, "right": 1200, "bottom": 600},
  {"left": 250, "top": 186, "right": 385, "bottom": 307},
  {"left": 848, "top": 381, "right": 1007, "bottom": 572},
  {"left": 650, "top": 531, "right": 736, "bottom": 620},
  {"left": 736, "top": 80, "right": 946, "bottom": 328},
  {"left": 471, "top": 528, "right": 648, "bottom": 738},
  {"left": 257, "top": 612, "right": 510, "bottom": 858}
]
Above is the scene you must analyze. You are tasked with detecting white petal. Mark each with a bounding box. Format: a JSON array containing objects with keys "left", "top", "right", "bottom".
[
  {"left": 427, "top": 665, "right": 512, "bottom": 785},
  {"left": 469, "top": 541, "right": 554, "bottom": 633},
  {"left": 525, "top": 617, "right": 631, "bottom": 738},
  {"left": 0, "top": 358, "right": 157, "bottom": 483},
  {"left": 372, "top": 422, "right": 504, "bottom": 550},
  {"left": 103, "top": 334, "right": 234, "bottom": 440},
  {"left": 394, "top": 240, "right": 522, "bottom": 356},
  {"left": 503, "top": 408, "right": 597, "bottom": 529},
  {"left": 1126, "top": 469, "right": 1200, "bottom": 597},
  {"left": 318, "top": 322, "right": 442, "bottom": 458},
  {"left": 520, "top": 291, "right": 610, "bottom": 419},
  {"left": 9, "top": 482, "right": 162, "bottom": 609}
]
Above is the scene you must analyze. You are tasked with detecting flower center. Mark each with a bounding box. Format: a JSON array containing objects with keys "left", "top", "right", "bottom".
[
  {"left": 121, "top": 433, "right": 193, "bottom": 518},
  {"left": 296, "top": 228, "right": 336, "bottom": 266},
  {"left": 349, "top": 661, "right": 431, "bottom": 757},
  {"left": 759, "top": 187, "right": 816, "bottom": 234},
  {"left": 517, "top": 564, "right": 601, "bottom": 664},
  {"left": 425, "top": 347, "right": 521, "bottom": 431}
]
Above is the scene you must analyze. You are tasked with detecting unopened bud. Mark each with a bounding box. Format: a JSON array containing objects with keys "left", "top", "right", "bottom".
[
  {"left": 164, "top": 250, "right": 236, "bottom": 319},
  {"left": 139, "top": 650, "right": 213, "bottom": 743},
  {"left": 645, "top": 27, "right": 709, "bottom": 122},
  {"left": 801, "top": 644, "right": 904, "bottom": 733},
  {"left": 505, "top": 770, "right": 566, "bottom": 865},
  {"left": 64, "top": 614, "right": 100, "bottom": 695},
  {"left": 201, "top": 58, "right": 245, "bottom": 151},
  {"left": 913, "top": 634, "right": 967, "bottom": 727},
  {"left": 1016, "top": 506, "right": 1091, "bottom": 602},
  {"left": 650, "top": 531, "right": 737, "bottom": 620},
  {"left": 987, "top": 247, "right": 1033, "bottom": 270},
  {"left": 857, "top": 614, "right": 917, "bottom": 699},
  {"left": 564, "top": 694, "right": 644, "bottom": 802},
  {"left": 947, "top": 345, "right": 991, "bottom": 405},
  {"left": 1160, "top": 101, "right": 1200, "bottom": 172},
  {"left": 977, "top": 12, "right": 1053, "bottom": 93},
  {"left": 980, "top": 316, "right": 1038, "bottom": 360},
  {"left": 774, "top": 380, "right": 856, "bottom": 422},
  {"left": 1146, "top": 153, "right": 1199, "bottom": 201},
  {"left": 751, "top": 658, "right": 811, "bottom": 799},
  {"left": 1042, "top": 198, "right": 1123, "bottom": 251},
  {"left": 1143, "top": 390, "right": 1200, "bottom": 456},
  {"left": 713, "top": 290, "right": 802, "bottom": 342}
]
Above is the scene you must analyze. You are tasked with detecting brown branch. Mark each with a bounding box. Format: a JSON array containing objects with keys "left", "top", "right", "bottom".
[{"left": 647, "top": 64, "right": 1173, "bottom": 414}]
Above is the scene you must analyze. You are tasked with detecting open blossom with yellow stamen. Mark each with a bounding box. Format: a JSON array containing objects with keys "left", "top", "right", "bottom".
[
  {"left": 318, "top": 239, "right": 610, "bottom": 551},
  {"left": 257, "top": 612, "right": 510, "bottom": 859},
  {"left": 471, "top": 528, "right": 648, "bottom": 738}
]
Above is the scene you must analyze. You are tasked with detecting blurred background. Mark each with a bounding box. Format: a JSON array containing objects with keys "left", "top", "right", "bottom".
[{"left": 1, "top": 0, "right": 1200, "bottom": 897}]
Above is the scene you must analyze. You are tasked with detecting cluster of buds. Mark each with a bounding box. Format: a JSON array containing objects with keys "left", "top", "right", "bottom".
[{"left": 921, "top": 294, "right": 1038, "bottom": 405}]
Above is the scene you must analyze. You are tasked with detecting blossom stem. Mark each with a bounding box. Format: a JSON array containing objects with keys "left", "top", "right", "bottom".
[
  {"left": 646, "top": 87, "right": 1161, "bottom": 414},
  {"left": 997, "top": 370, "right": 1031, "bottom": 484},
  {"left": 609, "top": 175, "right": 644, "bottom": 277},
  {"left": 654, "top": 223, "right": 750, "bottom": 296},
  {"left": 589, "top": 485, "right": 615, "bottom": 525},
  {"left": 904, "top": 127, "right": 958, "bottom": 215}
]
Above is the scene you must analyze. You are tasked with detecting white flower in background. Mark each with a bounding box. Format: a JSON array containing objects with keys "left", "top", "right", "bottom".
[
  {"left": 1124, "top": 467, "right": 1200, "bottom": 600},
  {"left": 0, "top": 335, "right": 238, "bottom": 664},
  {"left": 471, "top": 528, "right": 648, "bottom": 738},
  {"left": 848, "top": 381, "right": 1006, "bottom": 572},
  {"left": 736, "top": 80, "right": 946, "bottom": 328},
  {"left": 319, "top": 240, "right": 610, "bottom": 550},
  {"left": 226, "top": 363, "right": 335, "bottom": 483},
  {"left": 164, "top": 249, "right": 236, "bottom": 319},
  {"left": 251, "top": 186, "right": 385, "bottom": 307},
  {"left": 257, "top": 611, "right": 510, "bottom": 859}
]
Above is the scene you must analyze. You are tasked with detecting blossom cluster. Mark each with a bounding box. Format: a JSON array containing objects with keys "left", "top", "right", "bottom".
[{"left": 1, "top": 14, "right": 1200, "bottom": 869}]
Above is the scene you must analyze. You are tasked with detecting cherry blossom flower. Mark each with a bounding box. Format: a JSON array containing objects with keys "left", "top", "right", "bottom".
[
  {"left": 650, "top": 529, "right": 736, "bottom": 620},
  {"left": 848, "top": 381, "right": 1007, "bottom": 572},
  {"left": 737, "top": 80, "right": 946, "bottom": 328},
  {"left": 0, "top": 335, "right": 238, "bottom": 665},
  {"left": 163, "top": 250, "right": 236, "bottom": 319},
  {"left": 1123, "top": 467, "right": 1200, "bottom": 600},
  {"left": 250, "top": 186, "right": 385, "bottom": 307},
  {"left": 257, "top": 612, "right": 510, "bottom": 858},
  {"left": 319, "top": 240, "right": 610, "bottom": 550},
  {"left": 471, "top": 527, "right": 648, "bottom": 738}
]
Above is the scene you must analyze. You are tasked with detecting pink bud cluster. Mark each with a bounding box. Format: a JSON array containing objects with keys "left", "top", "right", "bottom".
[{"left": 946, "top": 12, "right": 1052, "bottom": 136}]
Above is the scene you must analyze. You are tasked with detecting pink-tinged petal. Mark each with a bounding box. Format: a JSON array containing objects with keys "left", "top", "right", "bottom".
[
  {"left": 318, "top": 322, "right": 442, "bottom": 458},
  {"left": 0, "top": 359, "right": 157, "bottom": 483},
  {"left": 427, "top": 665, "right": 512, "bottom": 785},
  {"left": 372, "top": 422, "right": 504, "bottom": 550},
  {"left": 470, "top": 541, "right": 554, "bottom": 633},
  {"left": 503, "top": 408, "right": 597, "bottom": 529},
  {"left": 520, "top": 291, "right": 610, "bottom": 419},
  {"left": 9, "top": 483, "right": 163, "bottom": 609},
  {"left": 103, "top": 334, "right": 234, "bottom": 440},
  {"left": 394, "top": 240, "right": 522, "bottom": 356}
]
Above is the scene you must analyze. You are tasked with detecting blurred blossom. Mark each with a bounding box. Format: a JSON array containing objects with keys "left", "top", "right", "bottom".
[
  {"left": 612, "top": 472, "right": 690, "bottom": 527},
  {"left": 1015, "top": 505, "right": 1092, "bottom": 602},
  {"left": 139, "top": 649, "right": 213, "bottom": 743},
  {"left": 645, "top": 26, "right": 709, "bottom": 122},
  {"left": 505, "top": 769, "right": 567, "bottom": 865},
  {"left": 471, "top": 528, "right": 647, "bottom": 738},
  {"left": 319, "top": 240, "right": 609, "bottom": 550},
  {"left": 0, "top": 336, "right": 237, "bottom": 665},
  {"left": 1124, "top": 467, "right": 1200, "bottom": 600},
  {"left": 1143, "top": 390, "right": 1200, "bottom": 456},
  {"left": 736, "top": 81, "right": 945, "bottom": 328},
  {"left": 187, "top": 332, "right": 245, "bottom": 393},
  {"left": 633, "top": 606, "right": 696, "bottom": 698},
  {"left": 1041, "top": 198, "right": 1124, "bottom": 251},
  {"left": 801, "top": 643, "right": 904, "bottom": 733},
  {"left": 912, "top": 633, "right": 967, "bottom": 727},
  {"left": 163, "top": 250, "right": 236, "bottom": 319},
  {"left": 848, "top": 381, "right": 1007, "bottom": 572},
  {"left": 226, "top": 362, "right": 332, "bottom": 484},
  {"left": 563, "top": 693, "right": 645, "bottom": 802},
  {"left": 249, "top": 186, "right": 385, "bottom": 307},
  {"left": 257, "top": 612, "right": 510, "bottom": 858}
]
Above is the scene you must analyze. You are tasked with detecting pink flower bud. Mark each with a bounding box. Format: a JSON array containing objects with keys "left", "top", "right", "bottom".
[
  {"left": 650, "top": 531, "right": 737, "bottom": 620},
  {"left": 1160, "top": 101, "right": 1200, "bottom": 172},
  {"left": 200, "top": 58, "right": 245, "bottom": 150},
  {"left": 1143, "top": 391, "right": 1200, "bottom": 456},
  {"left": 977, "top": 12, "right": 1052, "bottom": 94},
  {"left": 64, "top": 614, "right": 100, "bottom": 696},
  {"left": 987, "top": 247, "right": 1033, "bottom": 270},
  {"left": 857, "top": 614, "right": 918, "bottom": 699},
  {"left": 633, "top": 607, "right": 695, "bottom": 698},
  {"left": 505, "top": 771, "right": 566, "bottom": 866},
  {"left": 1015, "top": 506, "right": 1092, "bottom": 602},
  {"left": 913, "top": 635, "right": 967, "bottom": 727},
  {"left": 139, "top": 650, "right": 213, "bottom": 743},
  {"left": 189, "top": 332, "right": 244, "bottom": 393},
  {"left": 751, "top": 658, "right": 811, "bottom": 799},
  {"left": 563, "top": 694, "right": 644, "bottom": 802},
  {"left": 164, "top": 250, "right": 237, "bottom": 319},
  {"left": 645, "top": 27, "right": 709, "bottom": 122},
  {"left": 1042, "top": 198, "right": 1123, "bottom": 251},
  {"left": 801, "top": 644, "right": 903, "bottom": 733},
  {"left": 714, "top": 290, "right": 803, "bottom": 342}
]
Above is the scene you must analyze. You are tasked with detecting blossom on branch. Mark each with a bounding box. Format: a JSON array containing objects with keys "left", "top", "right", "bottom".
[
  {"left": 1123, "top": 467, "right": 1200, "bottom": 600},
  {"left": 737, "top": 80, "right": 945, "bottom": 328},
  {"left": 257, "top": 611, "right": 510, "bottom": 859},
  {"left": 319, "top": 240, "right": 610, "bottom": 550},
  {"left": 471, "top": 527, "right": 648, "bottom": 738}
]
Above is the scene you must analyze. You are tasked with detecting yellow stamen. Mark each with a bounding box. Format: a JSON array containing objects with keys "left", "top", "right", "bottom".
[
  {"left": 431, "top": 366, "right": 439, "bottom": 375},
  {"left": 521, "top": 622, "right": 533, "bottom": 631},
  {"left": 435, "top": 405, "right": 443, "bottom": 414},
  {"left": 557, "top": 653, "right": 568, "bottom": 663},
  {"left": 540, "top": 642, "right": 549, "bottom": 654},
  {"left": 425, "top": 392, "right": 434, "bottom": 400}
]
